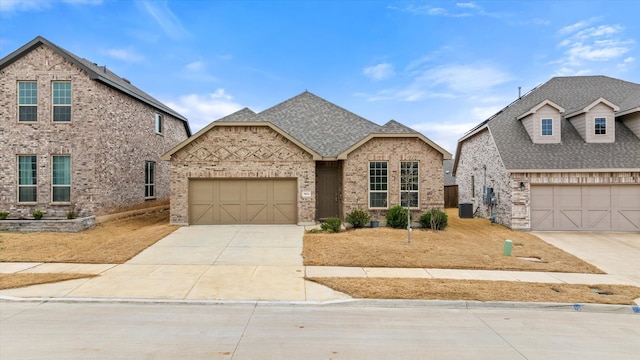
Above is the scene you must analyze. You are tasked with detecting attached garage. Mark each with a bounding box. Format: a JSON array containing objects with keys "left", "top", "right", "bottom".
[
  {"left": 189, "top": 179, "right": 297, "bottom": 225},
  {"left": 531, "top": 185, "right": 640, "bottom": 231}
]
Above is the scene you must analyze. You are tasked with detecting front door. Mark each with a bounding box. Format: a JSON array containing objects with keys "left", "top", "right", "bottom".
[{"left": 316, "top": 161, "right": 342, "bottom": 220}]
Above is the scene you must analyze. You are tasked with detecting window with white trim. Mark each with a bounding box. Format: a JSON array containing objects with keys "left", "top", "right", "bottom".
[
  {"left": 155, "top": 113, "right": 163, "bottom": 134},
  {"left": 541, "top": 118, "right": 552, "bottom": 136},
  {"left": 145, "top": 161, "right": 155, "bottom": 199},
  {"left": 595, "top": 117, "right": 606, "bottom": 135},
  {"left": 52, "top": 155, "right": 71, "bottom": 202},
  {"left": 400, "top": 161, "right": 419, "bottom": 208},
  {"left": 369, "top": 161, "right": 387, "bottom": 208},
  {"left": 18, "top": 155, "right": 37, "bottom": 202},
  {"left": 18, "top": 81, "right": 37, "bottom": 122},
  {"left": 52, "top": 82, "right": 71, "bottom": 122}
]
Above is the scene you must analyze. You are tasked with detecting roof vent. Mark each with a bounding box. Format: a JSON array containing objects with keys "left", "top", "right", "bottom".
[{"left": 122, "top": 78, "right": 131, "bottom": 84}]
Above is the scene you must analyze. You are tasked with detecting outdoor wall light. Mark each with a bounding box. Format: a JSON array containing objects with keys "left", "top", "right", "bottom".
[{"left": 519, "top": 182, "right": 526, "bottom": 190}]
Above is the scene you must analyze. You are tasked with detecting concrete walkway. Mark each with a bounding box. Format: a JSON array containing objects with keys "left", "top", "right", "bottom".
[{"left": 1, "top": 226, "right": 639, "bottom": 303}]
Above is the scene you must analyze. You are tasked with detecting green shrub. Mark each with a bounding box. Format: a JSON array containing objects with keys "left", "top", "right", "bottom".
[
  {"left": 66, "top": 211, "right": 77, "bottom": 219},
  {"left": 346, "top": 208, "right": 371, "bottom": 228},
  {"left": 32, "top": 210, "right": 44, "bottom": 220},
  {"left": 420, "top": 209, "right": 448, "bottom": 230},
  {"left": 386, "top": 205, "right": 410, "bottom": 229},
  {"left": 0, "top": 211, "right": 8, "bottom": 220},
  {"left": 320, "top": 217, "right": 342, "bottom": 233}
]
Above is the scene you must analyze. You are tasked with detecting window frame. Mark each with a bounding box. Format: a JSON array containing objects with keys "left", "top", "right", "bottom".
[
  {"left": 17, "top": 155, "right": 38, "bottom": 203},
  {"left": 145, "top": 161, "right": 156, "bottom": 199},
  {"left": 594, "top": 117, "right": 606, "bottom": 135},
  {"left": 368, "top": 161, "right": 388, "bottom": 209},
  {"left": 52, "top": 81, "right": 72, "bottom": 122},
  {"left": 18, "top": 81, "right": 38, "bottom": 122},
  {"left": 541, "top": 118, "right": 553, "bottom": 136},
  {"left": 52, "top": 155, "right": 71, "bottom": 203},
  {"left": 155, "top": 113, "right": 163, "bottom": 135},
  {"left": 400, "top": 161, "right": 419, "bottom": 209}
]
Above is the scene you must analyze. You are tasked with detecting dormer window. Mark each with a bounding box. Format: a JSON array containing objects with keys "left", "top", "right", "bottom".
[
  {"left": 595, "top": 117, "right": 606, "bottom": 135},
  {"left": 541, "top": 119, "right": 553, "bottom": 136}
]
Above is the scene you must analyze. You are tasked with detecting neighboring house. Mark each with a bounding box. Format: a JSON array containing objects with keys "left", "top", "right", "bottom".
[
  {"left": 162, "top": 91, "right": 452, "bottom": 225},
  {"left": 453, "top": 76, "right": 640, "bottom": 231},
  {"left": 0, "top": 36, "right": 191, "bottom": 218}
]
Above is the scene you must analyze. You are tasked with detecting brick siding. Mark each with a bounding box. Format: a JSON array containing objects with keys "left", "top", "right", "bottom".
[{"left": 0, "top": 44, "right": 188, "bottom": 218}]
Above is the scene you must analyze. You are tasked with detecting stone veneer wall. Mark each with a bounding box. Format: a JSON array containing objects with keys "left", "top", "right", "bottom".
[
  {"left": 510, "top": 171, "right": 640, "bottom": 230},
  {"left": 0, "top": 44, "right": 188, "bottom": 218},
  {"left": 455, "top": 129, "right": 512, "bottom": 227},
  {"left": 0, "top": 216, "right": 95, "bottom": 233},
  {"left": 342, "top": 137, "right": 445, "bottom": 221},
  {"left": 168, "top": 126, "right": 316, "bottom": 225}
]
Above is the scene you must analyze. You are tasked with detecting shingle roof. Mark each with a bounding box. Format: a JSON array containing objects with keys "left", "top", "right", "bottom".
[
  {"left": 217, "top": 91, "right": 445, "bottom": 158},
  {"left": 0, "top": 36, "right": 191, "bottom": 136},
  {"left": 466, "top": 76, "right": 640, "bottom": 170}
]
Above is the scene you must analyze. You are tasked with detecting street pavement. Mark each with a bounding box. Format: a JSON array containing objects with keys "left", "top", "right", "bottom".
[{"left": 2, "top": 300, "right": 639, "bottom": 359}]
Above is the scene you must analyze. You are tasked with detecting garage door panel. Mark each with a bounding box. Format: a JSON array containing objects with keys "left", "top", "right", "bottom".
[
  {"left": 189, "top": 179, "right": 297, "bottom": 225},
  {"left": 531, "top": 184, "right": 640, "bottom": 231},
  {"left": 558, "top": 210, "right": 582, "bottom": 229}
]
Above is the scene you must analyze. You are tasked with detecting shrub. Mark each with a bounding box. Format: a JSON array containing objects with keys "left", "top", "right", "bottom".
[
  {"left": 346, "top": 208, "right": 371, "bottom": 228},
  {"left": 420, "top": 209, "right": 449, "bottom": 230},
  {"left": 32, "top": 210, "right": 44, "bottom": 220},
  {"left": 66, "top": 211, "right": 77, "bottom": 219},
  {"left": 0, "top": 211, "right": 8, "bottom": 220},
  {"left": 320, "top": 217, "right": 342, "bottom": 233},
  {"left": 386, "top": 205, "right": 410, "bottom": 229}
]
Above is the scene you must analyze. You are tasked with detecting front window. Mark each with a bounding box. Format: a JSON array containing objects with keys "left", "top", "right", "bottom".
[
  {"left": 400, "top": 161, "right": 419, "bottom": 208},
  {"left": 145, "top": 161, "right": 155, "bottom": 199},
  {"left": 155, "top": 113, "right": 163, "bottom": 134},
  {"left": 595, "top": 117, "right": 606, "bottom": 135},
  {"left": 18, "top": 81, "right": 37, "bottom": 122},
  {"left": 18, "top": 155, "right": 37, "bottom": 202},
  {"left": 52, "top": 82, "right": 71, "bottom": 121},
  {"left": 541, "top": 118, "right": 552, "bottom": 136},
  {"left": 369, "top": 161, "right": 387, "bottom": 208},
  {"left": 52, "top": 155, "right": 71, "bottom": 202}
]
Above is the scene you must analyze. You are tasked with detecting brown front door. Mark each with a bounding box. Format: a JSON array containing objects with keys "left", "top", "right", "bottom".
[{"left": 316, "top": 161, "right": 342, "bottom": 220}]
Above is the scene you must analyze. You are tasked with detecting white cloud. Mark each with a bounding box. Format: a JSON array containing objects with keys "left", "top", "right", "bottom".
[
  {"left": 104, "top": 47, "right": 144, "bottom": 62},
  {"left": 403, "top": 1, "right": 508, "bottom": 18},
  {"left": 554, "top": 20, "right": 635, "bottom": 74},
  {"left": 137, "top": 0, "right": 188, "bottom": 39},
  {"left": 623, "top": 57, "right": 635, "bottom": 63},
  {"left": 164, "top": 89, "right": 244, "bottom": 133},
  {"left": 419, "top": 64, "right": 512, "bottom": 93},
  {"left": 185, "top": 61, "right": 204, "bottom": 71},
  {"left": 363, "top": 63, "right": 395, "bottom": 80},
  {"left": 456, "top": 2, "right": 478, "bottom": 9}
]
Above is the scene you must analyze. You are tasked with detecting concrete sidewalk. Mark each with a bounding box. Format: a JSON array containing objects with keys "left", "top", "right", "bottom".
[{"left": 1, "top": 226, "right": 639, "bottom": 303}]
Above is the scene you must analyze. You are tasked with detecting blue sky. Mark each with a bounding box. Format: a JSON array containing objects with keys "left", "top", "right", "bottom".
[{"left": 1, "top": 0, "right": 639, "bottom": 154}]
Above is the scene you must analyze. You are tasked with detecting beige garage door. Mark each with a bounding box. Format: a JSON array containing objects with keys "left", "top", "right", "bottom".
[
  {"left": 531, "top": 185, "right": 640, "bottom": 231},
  {"left": 189, "top": 179, "right": 297, "bottom": 225}
]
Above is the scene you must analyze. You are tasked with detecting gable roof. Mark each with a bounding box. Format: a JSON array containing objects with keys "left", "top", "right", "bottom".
[
  {"left": 165, "top": 91, "right": 451, "bottom": 160},
  {"left": 0, "top": 36, "right": 191, "bottom": 136},
  {"left": 455, "top": 76, "right": 640, "bottom": 172}
]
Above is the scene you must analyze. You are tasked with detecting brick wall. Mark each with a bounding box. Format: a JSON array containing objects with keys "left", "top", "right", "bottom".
[
  {"left": 455, "top": 129, "right": 512, "bottom": 227},
  {"left": 0, "top": 44, "right": 188, "bottom": 218},
  {"left": 167, "top": 125, "right": 316, "bottom": 224},
  {"left": 342, "top": 137, "right": 445, "bottom": 221}
]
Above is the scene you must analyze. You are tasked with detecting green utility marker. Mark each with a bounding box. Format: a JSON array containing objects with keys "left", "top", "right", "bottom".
[{"left": 503, "top": 239, "right": 513, "bottom": 256}]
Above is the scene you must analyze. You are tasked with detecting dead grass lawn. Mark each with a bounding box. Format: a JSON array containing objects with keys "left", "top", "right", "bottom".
[
  {"left": 308, "top": 278, "right": 640, "bottom": 305},
  {"left": 0, "top": 273, "right": 95, "bottom": 290},
  {"left": 0, "top": 209, "right": 177, "bottom": 263},
  {"left": 304, "top": 209, "right": 603, "bottom": 274}
]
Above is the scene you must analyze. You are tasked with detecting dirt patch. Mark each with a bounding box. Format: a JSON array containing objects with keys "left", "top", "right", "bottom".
[
  {"left": 308, "top": 277, "right": 640, "bottom": 305},
  {"left": 304, "top": 209, "right": 603, "bottom": 274},
  {"left": 0, "top": 273, "right": 95, "bottom": 290},
  {"left": 0, "top": 208, "right": 177, "bottom": 264}
]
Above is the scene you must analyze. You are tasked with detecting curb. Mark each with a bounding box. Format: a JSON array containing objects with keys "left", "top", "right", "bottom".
[{"left": 2, "top": 296, "right": 639, "bottom": 314}]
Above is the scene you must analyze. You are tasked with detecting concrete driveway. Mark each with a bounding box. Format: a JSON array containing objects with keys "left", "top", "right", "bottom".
[
  {"left": 532, "top": 232, "right": 640, "bottom": 284},
  {"left": 1, "top": 225, "right": 349, "bottom": 302}
]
